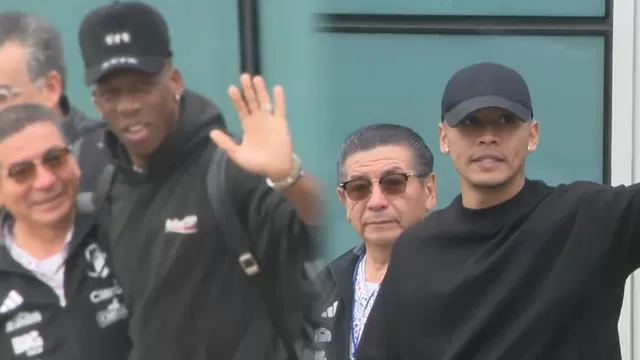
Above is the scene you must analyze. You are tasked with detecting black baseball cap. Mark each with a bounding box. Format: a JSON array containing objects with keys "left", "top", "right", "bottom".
[
  {"left": 78, "top": 1, "right": 173, "bottom": 85},
  {"left": 441, "top": 62, "right": 533, "bottom": 127}
]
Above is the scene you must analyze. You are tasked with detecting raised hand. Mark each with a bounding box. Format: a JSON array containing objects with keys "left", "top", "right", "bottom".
[{"left": 210, "top": 74, "right": 294, "bottom": 181}]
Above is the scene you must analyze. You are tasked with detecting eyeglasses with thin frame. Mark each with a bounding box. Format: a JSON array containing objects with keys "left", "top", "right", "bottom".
[
  {"left": 0, "top": 79, "right": 44, "bottom": 106},
  {"left": 339, "top": 172, "right": 427, "bottom": 202},
  {"left": 3, "top": 146, "right": 73, "bottom": 184},
  {"left": 0, "top": 87, "right": 21, "bottom": 105}
]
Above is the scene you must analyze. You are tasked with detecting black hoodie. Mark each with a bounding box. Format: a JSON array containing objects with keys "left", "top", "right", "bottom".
[
  {"left": 62, "top": 95, "right": 111, "bottom": 194},
  {"left": 100, "top": 89, "right": 317, "bottom": 360}
]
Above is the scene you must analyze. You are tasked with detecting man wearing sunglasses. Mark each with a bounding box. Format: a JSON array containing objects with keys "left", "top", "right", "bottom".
[
  {"left": 0, "top": 12, "right": 110, "bottom": 195},
  {"left": 308, "top": 124, "right": 436, "bottom": 360},
  {"left": 0, "top": 104, "right": 130, "bottom": 359}
]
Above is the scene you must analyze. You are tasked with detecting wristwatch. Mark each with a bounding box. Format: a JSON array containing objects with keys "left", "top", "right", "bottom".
[{"left": 266, "top": 153, "right": 304, "bottom": 190}]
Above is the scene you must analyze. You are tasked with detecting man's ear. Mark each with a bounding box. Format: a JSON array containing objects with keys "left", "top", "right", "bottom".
[
  {"left": 41, "top": 71, "right": 63, "bottom": 109},
  {"left": 337, "top": 187, "right": 352, "bottom": 221},
  {"left": 424, "top": 172, "right": 436, "bottom": 212},
  {"left": 528, "top": 120, "right": 539, "bottom": 152},
  {"left": 91, "top": 88, "right": 101, "bottom": 116},
  {"left": 169, "top": 68, "right": 185, "bottom": 98},
  {"left": 439, "top": 123, "right": 449, "bottom": 154}
]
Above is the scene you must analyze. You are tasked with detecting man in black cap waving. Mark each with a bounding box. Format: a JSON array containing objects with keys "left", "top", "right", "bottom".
[
  {"left": 78, "top": 2, "right": 322, "bottom": 360},
  {"left": 356, "top": 62, "right": 640, "bottom": 360}
]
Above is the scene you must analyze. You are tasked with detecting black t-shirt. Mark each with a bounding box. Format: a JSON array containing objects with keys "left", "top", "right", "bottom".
[{"left": 356, "top": 179, "right": 640, "bottom": 360}]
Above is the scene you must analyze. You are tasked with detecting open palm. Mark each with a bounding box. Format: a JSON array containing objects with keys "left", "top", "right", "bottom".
[{"left": 210, "top": 74, "right": 294, "bottom": 181}]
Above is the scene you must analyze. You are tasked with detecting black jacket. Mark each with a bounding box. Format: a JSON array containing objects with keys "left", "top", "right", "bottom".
[
  {"left": 100, "top": 89, "right": 317, "bottom": 360},
  {"left": 0, "top": 199, "right": 130, "bottom": 360},
  {"left": 62, "top": 95, "right": 110, "bottom": 194},
  {"left": 307, "top": 245, "right": 362, "bottom": 360}
]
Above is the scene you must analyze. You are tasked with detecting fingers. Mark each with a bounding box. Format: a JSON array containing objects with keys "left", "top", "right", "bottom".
[
  {"left": 228, "top": 86, "right": 250, "bottom": 120},
  {"left": 234, "top": 73, "right": 284, "bottom": 116},
  {"left": 210, "top": 129, "right": 240, "bottom": 158},
  {"left": 252, "top": 76, "right": 275, "bottom": 114},
  {"left": 273, "top": 85, "right": 286, "bottom": 119},
  {"left": 240, "top": 74, "right": 259, "bottom": 113}
]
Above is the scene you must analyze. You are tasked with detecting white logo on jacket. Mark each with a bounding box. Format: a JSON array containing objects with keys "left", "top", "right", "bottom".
[
  {"left": 165, "top": 215, "right": 198, "bottom": 234},
  {"left": 96, "top": 298, "right": 128, "bottom": 328},
  {"left": 314, "top": 327, "right": 332, "bottom": 343},
  {"left": 90, "top": 281, "right": 123, "bottom": 304},
  {"left": 5, "top": 311, "right": 42, "bottom": 333},
  {"left": 0, "top": 290, "right": 23, "bottom": 313},
  {"left": 85, "top": 243, "right": 110, "bottom": 279},
  {"left": 11, "top": 330, "right": 43, "bottom": 356},
  {"left": 320, "top": 301, "right": 338, "bottom": 318}
]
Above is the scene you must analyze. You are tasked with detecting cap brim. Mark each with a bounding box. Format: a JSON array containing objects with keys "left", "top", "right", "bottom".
[
  {"left": 443, "top": 95, "right": 532, "bottom": 127},
  {"left": 84, "top": 56, "right": 166, "bottom": 85}
]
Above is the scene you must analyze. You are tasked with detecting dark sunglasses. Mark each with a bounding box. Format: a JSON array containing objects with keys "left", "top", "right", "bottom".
[
  {"left": 339, "top": 172, "right": 426, "bottom": 202},
  {"left": 3, "top": 146, "right": 72, "bottom": 184}
]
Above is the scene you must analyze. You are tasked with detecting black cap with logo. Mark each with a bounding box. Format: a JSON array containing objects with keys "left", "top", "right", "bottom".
[
  {"left": 78, "top": 1, "right": 172, "bottom": 85},
  {"left": 441, "top": 62, "right": 533, "bottom": 127}
]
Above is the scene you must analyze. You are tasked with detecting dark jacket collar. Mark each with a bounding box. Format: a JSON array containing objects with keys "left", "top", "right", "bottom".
[
  {"left": 327, "top": 244, "right": 365, "bottom": 319},
  {"left": 311, "top": 244, "right": 363, "bottom": 360}
]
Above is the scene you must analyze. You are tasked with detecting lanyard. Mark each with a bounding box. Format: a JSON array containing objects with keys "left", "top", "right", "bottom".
[{"left": 350, "top": 253, "right": 380, "bottom": 359}]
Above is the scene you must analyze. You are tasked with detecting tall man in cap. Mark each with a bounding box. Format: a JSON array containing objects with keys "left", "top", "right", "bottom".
[
  {"left": 356, "top": 61, "right": 640, "bottom": 360},
  {"left": 78, "top": 2, "right": 321, "bottom": 360}
]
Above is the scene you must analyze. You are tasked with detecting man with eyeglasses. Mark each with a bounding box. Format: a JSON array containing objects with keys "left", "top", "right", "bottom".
[
  {"left": 0, "top": 104, "right": 129, "bottom": 359},
  {"left": 307, "top": 124, "right": 436, "bottom": 360},
  {"left": 0, "top": 12, "right": 110, "bottom": 195}
]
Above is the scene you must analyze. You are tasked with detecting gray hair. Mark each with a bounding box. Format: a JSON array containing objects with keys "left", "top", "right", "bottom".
[
  {"left": 0, "top": 103, "right": 65, "bottom": 144},
  {"left": 0, "top": 12, "right": 66, "bottom": 90},
  {"left": 338, "top": 123, "right": 434, "bottom": 183}
]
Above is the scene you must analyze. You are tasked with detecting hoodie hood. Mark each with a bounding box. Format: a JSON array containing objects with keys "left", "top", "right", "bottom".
[
  {"left": 60, "top": 95, "right": 105, "bottom": 143},
  {"left": 104, "top": 89, "right": 227, "bottom": 180}
]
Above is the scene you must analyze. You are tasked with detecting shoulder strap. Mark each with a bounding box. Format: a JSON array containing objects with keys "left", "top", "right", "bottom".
[
  {"left": 94, "top": 164, "right": 115, "bottom": 210},
  {"left": 207, "top": 148, "right": 299, "bottom": 360}
]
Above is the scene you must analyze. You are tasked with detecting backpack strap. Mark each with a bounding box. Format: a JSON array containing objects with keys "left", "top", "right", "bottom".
[
  {"left": 94, "top": 164, "right": 115, "bottom": 210},
  {"left": 207, "top": 148, "right": 299, "bottom": 360},
  {"left": 92, "top": 164, "right": 116, "bottom": 234}
]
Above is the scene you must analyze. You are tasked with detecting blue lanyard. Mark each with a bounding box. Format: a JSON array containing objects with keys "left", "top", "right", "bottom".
[{"left": 350, "top": 253, "right": 379, "bottom": 359}]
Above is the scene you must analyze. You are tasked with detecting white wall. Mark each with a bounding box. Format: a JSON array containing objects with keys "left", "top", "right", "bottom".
[{"left": 613, "top": 0, "right": 639, "bottom": 358}]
